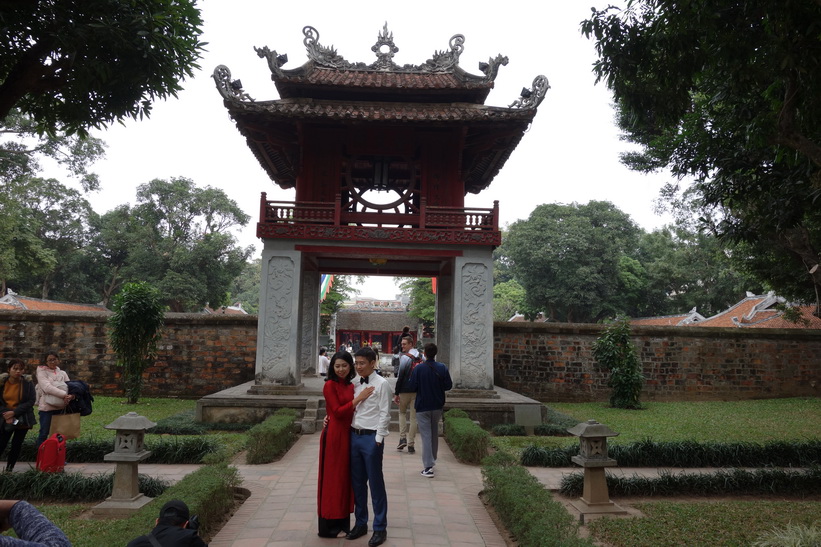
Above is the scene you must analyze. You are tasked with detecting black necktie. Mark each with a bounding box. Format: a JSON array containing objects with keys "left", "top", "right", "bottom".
[{"left": 360, "top": 376, "right": 369, "bottom": 384}]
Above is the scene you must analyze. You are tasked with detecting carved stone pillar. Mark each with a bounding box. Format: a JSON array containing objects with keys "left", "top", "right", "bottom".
[
  {"left": 298, "top": 267, "right": 321, "bottom": 376},
  {"left": 450, "top": 254, "right": 494, "bottom": 389},
  {"left": 435, "top": 262, "right": 454, "bottom": 366},
  {"left": 253, "top": 245, "right": 303, "bottom": 388}
]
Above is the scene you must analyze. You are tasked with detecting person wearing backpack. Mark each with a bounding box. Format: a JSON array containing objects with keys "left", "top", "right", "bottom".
[{"left": 392, "top": 335, "right": 421, "bottom": 453}]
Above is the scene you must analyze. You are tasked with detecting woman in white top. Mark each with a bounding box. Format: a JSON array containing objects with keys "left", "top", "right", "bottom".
[{"left": 34, "top": 352, "right": 74, "bottom": 448}]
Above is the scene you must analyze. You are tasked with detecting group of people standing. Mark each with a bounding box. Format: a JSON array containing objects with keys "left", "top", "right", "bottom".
[
  {"left": 0, "top": 352, "right": 75, "bottom": 472},
  {"left": 317, "top": 340, "right": 452, "bottom": 546}
]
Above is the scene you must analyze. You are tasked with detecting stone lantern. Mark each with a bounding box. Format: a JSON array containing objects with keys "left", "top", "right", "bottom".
[
  {"left": 92, "top": 412, "right": 157, "bottom": 517},
  {"left": 567, "top": 419, "right": 627, "bottom": 517}
]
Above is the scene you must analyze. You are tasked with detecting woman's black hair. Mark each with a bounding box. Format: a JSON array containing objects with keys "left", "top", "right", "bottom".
[
  {"left": 7, "top": 358, "right": 25, "bottom": 372},
  {"left": 327, "top": 351, "right": 355, "bottom": 383},
  {"left": 42, "top": 351, "right": 59, "bottom": 365}
]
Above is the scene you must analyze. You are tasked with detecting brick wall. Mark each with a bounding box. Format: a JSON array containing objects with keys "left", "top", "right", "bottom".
[
  {"left": 0, "top": 311, "right": 256, "bottom": 398},
  {"left": 494, "top": 322, "right": 821, "bottom": 402},
  {"left": 2, "top": 312, "right": 819, "bottom": 401}
]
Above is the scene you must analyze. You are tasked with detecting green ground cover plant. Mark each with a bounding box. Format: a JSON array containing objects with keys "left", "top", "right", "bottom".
[
  {"left": 245, "top": 408, "right": 298, "bottom": 464},
  {"left": 444, "top": 408, "right": 490, "bottom": 464},
  {"left": 0, "top": 470, "right": 168, "bottom": 501},
  {"left": 753, "top": 522, "right": 821, "bottom": 547},
  {"left": 482, "top": 451, "right": 594, "bottom": 547},
  {"left": 589, "top": 500, "right": 821, "bottom": 547},
  {"left": 560, "top": 467, "right": 821, "bottom": 497}
]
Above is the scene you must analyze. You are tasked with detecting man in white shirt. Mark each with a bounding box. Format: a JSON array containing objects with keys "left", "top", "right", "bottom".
[
  {"left": 317, "top": 347, "right": 330, "bottom": 377},
  {"left": 346, "top": 347, "right": 391, "bottom": 546}
]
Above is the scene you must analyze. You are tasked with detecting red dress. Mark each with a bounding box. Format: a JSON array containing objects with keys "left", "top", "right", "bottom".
[{"left": 317, "top": 378, "right": 355, "bottom": 536}]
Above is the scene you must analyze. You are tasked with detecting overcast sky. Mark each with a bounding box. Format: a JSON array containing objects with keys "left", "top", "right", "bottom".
[{"left": 80, "top": 0, "right": 672, "bottom": 300}]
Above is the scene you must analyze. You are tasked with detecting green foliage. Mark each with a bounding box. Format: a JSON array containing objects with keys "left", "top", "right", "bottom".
[
  {"left": 109, "top": 281, "right": 165, "bottom": 403},
  {"left": 492, "top": 424, "right": 526, "bottom": 436},
  {"left": 504, "top": 201, "right": 643, "bottom": 322},
  {"left": 443, "top": 408, "right": 490, "bottom": 464},
  {"left": 227, "top": 258, "right": 261, "bottom": 314},
  {"left": 0, "top": 470, "right": 168, "bottom": 501},
  {"left": 581, "top": 0, "right": 821, "bottom": 311},
  {"left": 150, "top": 409, "right": 208, "bottom": 435},
  {"left": 398, "top": 277, "right": 436, "bottom": 324},
  {"left": 592, "top": 318, "right": 644, "bottom": 409},
  {"left": 493, "top": 279, "right": 526, "bottom": 321},
  {"left": 519, "top": 439, "right": 821, "bottom": 468},
  {"left": 320, "top": 275, "right": 361, "bottom": 334},
  {"left": 0, "top": 1, "right": 205, "bottom": 136},
  {"left": 12, "top": 435, "right": 221, "bottom": 464},
  {"left": 245, "top": 408, "right": 298, "bottom": 465},
  {"left": 753, "top": 523, "right": 821, "bottom": 547},
  {"left": 482, "top": 451, "right": 593, "bottom": 546},
  {"left": 560, "top": 467, "right": 821, "bottom": 497},
  {"left": 589, "top": 500, "right": 821, "bottom": 547},
  {"left": 61, "top": 464, "right": 240, "bottom": 547}
]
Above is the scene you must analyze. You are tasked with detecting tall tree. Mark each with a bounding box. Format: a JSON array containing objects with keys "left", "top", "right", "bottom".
[
  {"left": 0, "top": 0, "right": 204, "bottom": 135},
  {"left": 505, "top": 201, "right": 643, "bottom": 323},
  {"left": 398, "top": 278, "right": 436, "bottom": 325},
  {"left": 320, "top": 276, "right": 361, "bottom": 336},
  {"left": 582, "top": 0, "right": 821, "bottom": 314},
  {"left": 109, "top": 281, "right": 165, "bottom": 404}
]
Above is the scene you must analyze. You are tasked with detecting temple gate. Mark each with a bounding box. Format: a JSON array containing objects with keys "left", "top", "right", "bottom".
[{"left": 214, "top": 25, "right": 547, "bottom": 393}]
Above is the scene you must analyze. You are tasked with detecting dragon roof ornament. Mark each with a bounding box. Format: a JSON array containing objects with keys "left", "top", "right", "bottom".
[
  {"left": 214, "top": 24, "right": 549, "bottom": 110},
  {"left": 254, "top": 24, "right": 508, "bottom": 80}
]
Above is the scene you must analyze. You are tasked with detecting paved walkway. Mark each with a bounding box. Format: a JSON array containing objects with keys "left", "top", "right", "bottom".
[{"left": 60, "top": 433, "right": 506, "bottom": 547}]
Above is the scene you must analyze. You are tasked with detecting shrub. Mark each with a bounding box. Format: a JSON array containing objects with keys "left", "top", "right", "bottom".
[
  {"left": 482, "top": 451, "right": 593, "bottom": 546},
  {"left": 0, "top": 470, "right": 168, "bottom": 501},
  {"left": 592, "top": 318, "right": 644, "bottom": 409},
  {"left": 12, "top": 435, "right": 221, "bottom": 464},
  {"left": 443, "top": 408, "right": 490, "bottom": 464},
  {"left": 519, "top": 439, "right": 821, "bottom": 468},
  {"left": 559, "top": 467, "right": 821, "bottom": 497},
  {"left": 150, "top": 409, "right": 208, "bottom": 435},
  {"left": 492, "top": 424, "right": 526, "bottom": 436},
  {"left": 534, "top": 424, "right": 574, "bottom": 437},
  {"left": 753, "top": 523, "right": 821, "bottom": 547},
  {"left": 68, "top": 463, "right": 241, "bottom": 547},
  {"left": 245, "top": 408, "right": 298, "bottom": 464}
]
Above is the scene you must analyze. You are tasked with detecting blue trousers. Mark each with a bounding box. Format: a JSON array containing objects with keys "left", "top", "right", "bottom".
[
  {"left": 350, "top": 431, "right": 387, "bottom": 531},
  {"left": 36, "top": 410, "right": 57, "bottom": 448}
]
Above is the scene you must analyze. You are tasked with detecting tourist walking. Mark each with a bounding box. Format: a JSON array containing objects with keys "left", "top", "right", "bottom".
[
  {"left": 406, "top": 343, "right": 452, "bottom": 478},
  {"left": 34, "top": 352, "right": 74, "bottom": 449},
  {"left": 393, "top": 334, "right": 420, "bottom": 453}
]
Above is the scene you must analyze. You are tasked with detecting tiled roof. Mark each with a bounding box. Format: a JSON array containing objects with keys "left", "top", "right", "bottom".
[
  {"left": 336, "top": 309, "right": 418, "bottom": 332},
  {"left": 633, "top": 295, "right": 820, "bottom": 329},
  {"left": 0, "top": 295, "right": 108, "bottom": 312},
  {"left": 229, "top": 99, "right": 535, "bottom": 124},
  {"left": 284, "top": 68, "right": 491, "bottom": 91}
]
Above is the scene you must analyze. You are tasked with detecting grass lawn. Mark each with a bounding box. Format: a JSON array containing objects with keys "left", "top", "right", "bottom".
[
  {"left": 589, "top": 500, "right": 821, "bottom": 547},
  {"left": 80, "top": 396, "right": 198, "bottom": 438},
  {"left": 491, "top": 397, "right": 821, "bottom": 458},
  {"left": 503, "top": 398, "right": 821, "bottom": 546}
]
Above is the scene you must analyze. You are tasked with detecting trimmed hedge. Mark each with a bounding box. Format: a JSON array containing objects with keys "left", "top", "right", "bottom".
[
  {"left": 443, "top": 408, "right": 490, "bottom": 464},
  {"left": 0, "top": 470, "right": 168, "bottom": 501},
  {"left": 68, "top": 463, "right": 241, "bottom": 547},
  {"left": 559, "top": 467, "right": 821, "bottom": 497},
  {"left": 245, "top": 408, "right": 298, "bottom": 464},
  {"left": 150, "top": 410, "right": 208, "bottom": 435},
  {"left": 482, "top": 451, "right": 593, "bottom": 547},
  {"left": 521, "top": 439, "right": 821, "bottom": 467},
  {"left": 11, "top": 435, "right": 221, "bottom": 464}
]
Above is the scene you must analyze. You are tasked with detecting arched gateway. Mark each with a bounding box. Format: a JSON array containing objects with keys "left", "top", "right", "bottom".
[{"left": 214, "top": 25, "right": 547, "bottom": 393}]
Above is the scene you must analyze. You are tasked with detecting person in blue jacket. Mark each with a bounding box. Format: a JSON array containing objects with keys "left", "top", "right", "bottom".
[{"left": 405, "top": 343, "right": 452, "bottom": 478}]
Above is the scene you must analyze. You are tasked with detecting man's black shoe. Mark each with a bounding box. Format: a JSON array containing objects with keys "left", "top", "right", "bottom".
[
  {"left": 368, "top": 530, "right": 387, "bottom": 546},
  {"left": 346, "top": 525, "right": 368, "bottom": 540}
]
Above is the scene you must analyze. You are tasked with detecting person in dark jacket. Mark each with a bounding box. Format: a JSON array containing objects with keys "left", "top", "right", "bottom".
[
  {"left": 127, "top": 499, "right": 206, "bottom": 547},
  {"left": 405, "top": 343, "right": 452, "bottom": 479},
  {"left": 0, "top": 359, "right": 37, "bottom": 472}
]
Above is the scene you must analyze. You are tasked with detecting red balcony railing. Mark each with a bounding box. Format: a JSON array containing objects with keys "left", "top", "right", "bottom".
[{"left": 257, "top": 193, "right": 500, "bottom": 245}]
